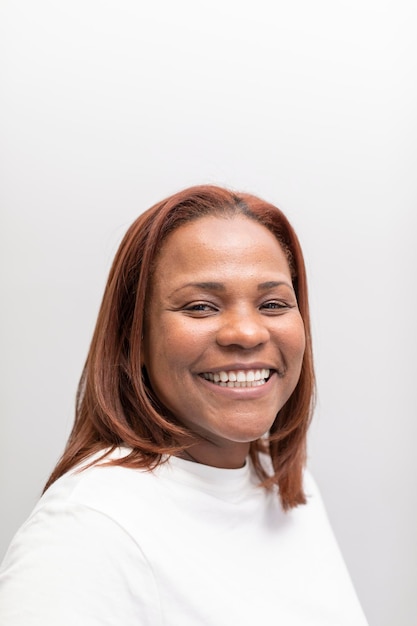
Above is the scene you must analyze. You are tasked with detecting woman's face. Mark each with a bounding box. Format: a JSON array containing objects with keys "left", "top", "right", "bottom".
[{"left": 143, "top": 215, "right": 306, "bottom": 468}]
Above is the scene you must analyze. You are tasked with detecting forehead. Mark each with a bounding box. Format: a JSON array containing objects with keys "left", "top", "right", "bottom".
[{"left": 151, "top": 215, "right": 292, "bottom": 287}]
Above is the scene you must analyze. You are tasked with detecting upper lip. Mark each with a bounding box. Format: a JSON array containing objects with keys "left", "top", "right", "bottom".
[{"left": 198, "top": 363, "right": 276, "bottom": 373}]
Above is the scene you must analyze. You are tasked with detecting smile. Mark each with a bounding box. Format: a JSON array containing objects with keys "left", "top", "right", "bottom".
[{"left": 200, "top": 369, "right": 271, "bottom": 388}]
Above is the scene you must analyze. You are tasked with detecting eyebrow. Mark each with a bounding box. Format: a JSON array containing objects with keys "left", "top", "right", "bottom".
[
  {"left": 171, "top": 280, "right": 292, "bottom": 295},
  {"left": 257, "top": 281, "right": 292, "bottom": 291},
  {"left": 172, "top": 282, "right": 226, "bottom": 294}
]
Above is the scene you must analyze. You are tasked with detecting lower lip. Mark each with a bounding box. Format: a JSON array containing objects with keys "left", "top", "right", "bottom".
[{"left": 198, "top": 372, "right": 277, "bottom": 399}]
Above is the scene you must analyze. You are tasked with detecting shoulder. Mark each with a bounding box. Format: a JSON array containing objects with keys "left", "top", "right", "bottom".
[
  {"left": 303, "top": 467, "right": 324, "bottom": 501},
  {"left": 2, "top": 447, "right": 164, "bottom": 574},
  {"left": 31, "top": 448, "right": 190, "bottom": 541},
  {"left": 0, "top": 449, "right": 163, "bottom": 625},
  {"left": 3, "top": 447, "right": 157, "bottom": 567},
  {"left": 40, "top": 447, "right": 159, "bottom": 514}
]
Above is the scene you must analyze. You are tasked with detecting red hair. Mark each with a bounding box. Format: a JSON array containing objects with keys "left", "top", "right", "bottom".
[{"left": 44, "top": 185, "right": 315, "bottom": 509}]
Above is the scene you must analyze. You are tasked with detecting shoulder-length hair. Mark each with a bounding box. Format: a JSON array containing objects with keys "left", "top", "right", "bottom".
[{"left": 45, "top": 185, "right": 315, "bottom": 510}]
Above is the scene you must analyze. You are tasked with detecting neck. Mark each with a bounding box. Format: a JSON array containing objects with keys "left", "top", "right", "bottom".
[{"left": 177, "top": 441, "right": 250, "bottom": 469}]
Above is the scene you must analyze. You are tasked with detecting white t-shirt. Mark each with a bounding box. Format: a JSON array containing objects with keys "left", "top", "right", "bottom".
[{"left": 0, "top": 448, "right": 369, "bottom": 625}]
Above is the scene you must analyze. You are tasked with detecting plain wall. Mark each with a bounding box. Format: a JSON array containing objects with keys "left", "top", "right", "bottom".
[{"left": 1, "top": 2, "right": 416, "bottom": 625}]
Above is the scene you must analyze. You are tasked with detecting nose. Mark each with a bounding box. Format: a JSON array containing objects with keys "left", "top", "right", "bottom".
[{"left": 215, "top": 308, "right": 270, "bottom": 350}]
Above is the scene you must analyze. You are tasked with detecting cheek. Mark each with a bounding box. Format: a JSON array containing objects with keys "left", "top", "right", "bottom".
[
  {"left": 145, "top": 317, "right": 195, "bottom": 374},
  {"left": 295, "top": 321, "right": 307, "bottom": 354},
  {"left": 281, "top": 317, "right": 306, "bottom": 365}
]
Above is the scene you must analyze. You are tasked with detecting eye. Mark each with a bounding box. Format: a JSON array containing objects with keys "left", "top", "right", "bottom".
[
  {"left": 260, "top": 300, "right": 292, "bottom": 313},
  {"left": 182, "top": 302, "right": 218, "bottom": 316}
]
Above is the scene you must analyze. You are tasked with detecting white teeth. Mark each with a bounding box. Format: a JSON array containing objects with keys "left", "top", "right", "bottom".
[{"left": 201, "top": 368, "right": 271, "bottom": 387}]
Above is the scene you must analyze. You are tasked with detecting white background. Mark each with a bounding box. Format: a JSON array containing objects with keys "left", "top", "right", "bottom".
[{"left": 1, "top": 1, "right": 416, "bottom": 624}]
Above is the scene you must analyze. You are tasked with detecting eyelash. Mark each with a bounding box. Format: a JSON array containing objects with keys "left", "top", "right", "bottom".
[
  {"left": 182, "top": 300, "right": 292, "bottom": 315},
  {"left": 184, "top": 303, "right": 218, "bottom": 313},
  {"left": 260, "top": 301, "right": 291, "bottom": 311}
]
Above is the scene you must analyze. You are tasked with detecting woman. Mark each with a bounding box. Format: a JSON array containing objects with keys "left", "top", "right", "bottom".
[{"left": 0, "top": 185, "right": 368, "bottom": 625}]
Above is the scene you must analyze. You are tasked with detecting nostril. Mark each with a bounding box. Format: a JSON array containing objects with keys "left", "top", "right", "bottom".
[{"left": 215, "top": 321, "right": 270, "bottom": 349}]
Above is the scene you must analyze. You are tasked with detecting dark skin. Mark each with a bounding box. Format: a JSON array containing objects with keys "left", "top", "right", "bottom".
[{"left": 143, "top": 215, "right": 306, "bottom": 468}]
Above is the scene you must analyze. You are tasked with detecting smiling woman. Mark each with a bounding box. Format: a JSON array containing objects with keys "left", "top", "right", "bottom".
[
  {"left": 0, "top": 186, "right": 369, "bottom": 625},
  {"left": 142, "top": 215, "right": 306, "bottom": 470}
]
